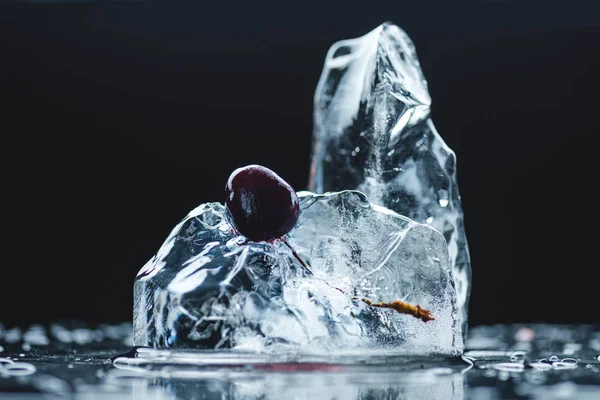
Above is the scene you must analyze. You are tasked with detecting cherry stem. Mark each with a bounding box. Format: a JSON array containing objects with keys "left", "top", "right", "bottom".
[{"left": 281, "top": 237, "right": 313, "bottom": 275}]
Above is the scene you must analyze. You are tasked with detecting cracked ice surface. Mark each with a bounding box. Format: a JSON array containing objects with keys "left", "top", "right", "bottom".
[
  {"left": 134, "top": 191, "right": 463, "bottom": 355},
  {"left": 310, "top": 22, "right": 471, "bottom": 336}
]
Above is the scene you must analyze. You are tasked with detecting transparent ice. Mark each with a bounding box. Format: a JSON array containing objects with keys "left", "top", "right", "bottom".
[
  {"left": 309, "top": 22, "right": 471, "bottom": 335},
  {"left": 134, "top": 191, "right": 463, "bottom": 355}
]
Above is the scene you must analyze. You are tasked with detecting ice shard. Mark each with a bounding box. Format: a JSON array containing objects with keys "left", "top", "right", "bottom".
[
  {"left": 309, "top": 22, "right": 471, "bottom": 335},
  {"left": 134, "top": 191, "right": 463, "bottom": 355}
]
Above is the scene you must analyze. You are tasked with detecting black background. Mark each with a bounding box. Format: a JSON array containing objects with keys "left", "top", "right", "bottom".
[{"left": 2, "top": 0, "right": 599, "bottom": 328}]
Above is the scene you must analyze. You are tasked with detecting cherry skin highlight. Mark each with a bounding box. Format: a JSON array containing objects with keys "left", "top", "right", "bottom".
[{"left": 225, "top": 165, "right": 300, "bottom": 242}]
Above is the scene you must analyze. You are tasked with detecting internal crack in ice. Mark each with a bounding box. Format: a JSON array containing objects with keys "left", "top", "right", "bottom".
[{"left": 361, "top": 230, "right": 406, "bottom": 278}]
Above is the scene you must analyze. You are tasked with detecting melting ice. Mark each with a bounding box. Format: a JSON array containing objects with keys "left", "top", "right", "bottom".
[
  {"left": 134, "top": 22, "right": 469, "bottom": 356},
  {"left": 310, "top": 22, "right": 471, "bottom": 335},
  {"left": 134, "top": 191, "right": 463, "bottom": 355}
]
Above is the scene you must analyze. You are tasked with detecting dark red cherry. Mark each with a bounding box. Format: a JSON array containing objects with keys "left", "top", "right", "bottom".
[{"left": 225, "top": 165, "right": 300, "bottom": 242}]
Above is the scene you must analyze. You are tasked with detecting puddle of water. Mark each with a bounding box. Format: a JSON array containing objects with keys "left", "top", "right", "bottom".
[{"left": 0, "top": 323, "right": 598, "bottom": 399}]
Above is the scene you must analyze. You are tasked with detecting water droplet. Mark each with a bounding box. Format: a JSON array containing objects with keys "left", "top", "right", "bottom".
[
  {"left": 1, "top": 362, "right": 36, "bottom": 376},
  {"left": 22, "top": 343, "right": 31, "bottom": 351},
  {"left": 514, "top": 327, "right": 535, "bottom": 342},
  {"left": 562, "top": 342, "right": 581, "bottom": 356},
  {"left": 19, "top": 353, "right": 25, "bottom": 357},
  {"left": 0, "top": 346, "right": 3, "bottom": 353},
  {"left": 560, "top": 358, "right": 578, "bottom": 365},
  {"left": 553, "top": 361, "right": 578, "bottom": 370},
  {"left": 597, "top": 355, "right": 600, "bottom": 361},
  {"left": 4, "top": 327, "right": 22, "bottom": 344},
  {"left": 426, "top": 216, "right": 434, "bottom": 224},
  {"left": 529, "top": 362, "right": 552, "bottom": 371},
  {"left": 494, "top": 362, "right": 524, "bottom": 372},
  {"left": 549, "top": 355, "right": 559, "bottom": 362},
  {"left": 0, "top": 357, "right": 14, "bottom": 365},
  {"left": 509, "top": 351, "right": 526, "bottom": 361},
  {"left": 50, "top": 324, "right": 72, "bottom": 344},
  {"left": 23, "top": 325, "right": 49, "bottom": 346}
]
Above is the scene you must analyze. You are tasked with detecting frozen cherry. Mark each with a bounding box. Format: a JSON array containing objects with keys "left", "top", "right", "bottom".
[{"left": 225, "top": 165, "right": 300, "bottom": 242}]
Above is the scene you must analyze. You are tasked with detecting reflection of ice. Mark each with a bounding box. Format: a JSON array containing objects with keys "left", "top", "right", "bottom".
[
  {"left": 111, "top": 350, "right": 465, "bottom": 400},
  {"left": 107, "top": 371, "right": 464, "bottom": 400},
  {"left": 134, "top": 190, "right": 462, "bottom": 355}
]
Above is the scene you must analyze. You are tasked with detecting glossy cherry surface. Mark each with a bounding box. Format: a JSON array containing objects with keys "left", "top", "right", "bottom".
[{"left": 225, "top": 165, "right": 300, "bottom": 242}]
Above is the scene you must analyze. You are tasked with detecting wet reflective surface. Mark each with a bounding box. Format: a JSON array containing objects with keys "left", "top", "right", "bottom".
[{"left": 1, "top": 323, "right": 599, "bottom": 399}]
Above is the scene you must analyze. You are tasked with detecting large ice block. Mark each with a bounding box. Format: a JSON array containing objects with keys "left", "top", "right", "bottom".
[
  {"left": 309, "top": 22, "right": 471, "bottom": 335},
  {"left": 134, "top": 191, "right": 463, "bottom": 355}
]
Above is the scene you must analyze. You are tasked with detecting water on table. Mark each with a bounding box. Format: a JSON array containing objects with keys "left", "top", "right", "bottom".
[{"left": 0, "top": 323, "right": 599, "bottom": 399}]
